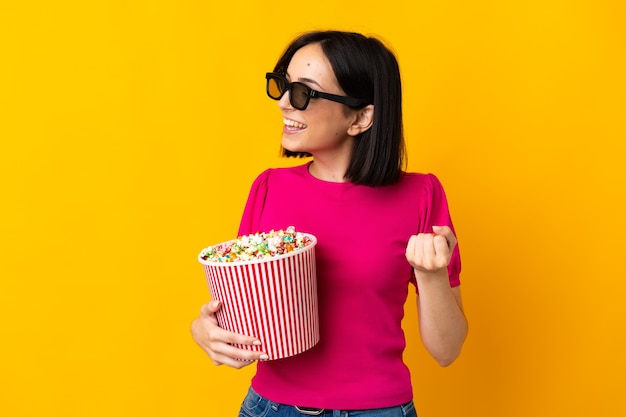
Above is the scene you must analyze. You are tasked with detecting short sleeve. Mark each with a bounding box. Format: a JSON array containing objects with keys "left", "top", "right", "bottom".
[
  {"left": 237, "top": 169, "right": 271, "bottom": 237},
  {"left": 411, "top": 173, "right": 461, "bottom": 290}
]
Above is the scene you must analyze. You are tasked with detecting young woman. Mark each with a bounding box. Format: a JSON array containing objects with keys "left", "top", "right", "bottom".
[{"left": 191, "top": 30, "right": 468, "bottom": 417}]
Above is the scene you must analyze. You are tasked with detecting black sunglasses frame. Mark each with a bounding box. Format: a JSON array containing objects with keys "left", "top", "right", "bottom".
[{"left": 265, "top": 72, "right": 365, "bottom": 110}]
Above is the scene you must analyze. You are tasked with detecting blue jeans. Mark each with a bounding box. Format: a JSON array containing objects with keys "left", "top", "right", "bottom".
[{"left": 238, "top": 387, "right": 417, "bottom": 417}]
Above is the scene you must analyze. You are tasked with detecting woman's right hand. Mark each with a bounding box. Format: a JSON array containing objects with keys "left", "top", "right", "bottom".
[{"left": 190, "top": 300, "right": 268, "bottom": 368}]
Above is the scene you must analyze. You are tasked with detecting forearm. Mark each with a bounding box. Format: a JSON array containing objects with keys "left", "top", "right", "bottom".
[{"left": 415, "top": 271, "right": 467, "bottom": 366}]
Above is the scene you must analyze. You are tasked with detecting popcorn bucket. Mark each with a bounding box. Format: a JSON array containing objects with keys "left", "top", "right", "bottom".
[{"left": 198, "top": 234, "right": 319, "bottom": 360}]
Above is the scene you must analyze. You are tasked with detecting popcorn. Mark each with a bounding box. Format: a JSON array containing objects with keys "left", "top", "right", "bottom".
[{"left": 199, "top": 226, "right": 313, "bottom": 263}]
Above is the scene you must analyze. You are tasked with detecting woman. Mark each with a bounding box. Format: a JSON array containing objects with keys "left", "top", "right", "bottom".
[{"left": 191, "top": 30, "right": 468, "bottom": 417}]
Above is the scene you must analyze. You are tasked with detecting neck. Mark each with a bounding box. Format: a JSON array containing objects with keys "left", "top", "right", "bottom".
[{"left": 308, "top": 159, "right": 349, "bottom": 183}]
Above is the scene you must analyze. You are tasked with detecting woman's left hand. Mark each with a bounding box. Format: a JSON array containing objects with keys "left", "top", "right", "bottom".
[{"left": 405, "top": 225, "right": 457, "bottom": 276}]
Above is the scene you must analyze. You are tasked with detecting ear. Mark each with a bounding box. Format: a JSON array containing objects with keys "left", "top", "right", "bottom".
[{"left": 347, "top": 105, "right": 374, "bottom": 136}]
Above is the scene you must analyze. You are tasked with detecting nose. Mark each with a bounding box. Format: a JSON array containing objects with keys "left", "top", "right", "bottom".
[{"left": 278, "top": 90, "right": 293, "bottom": 110}]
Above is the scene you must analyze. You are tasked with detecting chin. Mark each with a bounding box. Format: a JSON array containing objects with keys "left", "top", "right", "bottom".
[{"left": 281, "top": 138, "right": 304, "bottom": 154}]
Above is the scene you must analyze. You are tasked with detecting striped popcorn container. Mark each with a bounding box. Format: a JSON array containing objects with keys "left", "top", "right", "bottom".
[{"left": 198, "top": 234, "right": 319, "bottom": 360}]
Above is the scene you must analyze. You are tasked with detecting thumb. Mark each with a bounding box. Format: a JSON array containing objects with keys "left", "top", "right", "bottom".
[
  {"left": 432, "top": 225, "right": 457, "bottom": 252},
  {"left": 201, "top": 300, "right": 222, "bottom": 317},
  {"left": 433, "top": 234, "right": 450, "bottom": 255}
]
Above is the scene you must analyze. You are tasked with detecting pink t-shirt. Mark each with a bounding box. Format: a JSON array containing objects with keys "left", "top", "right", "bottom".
[{"left": 237, "top": 162, "right": 460, "bottom": 410}]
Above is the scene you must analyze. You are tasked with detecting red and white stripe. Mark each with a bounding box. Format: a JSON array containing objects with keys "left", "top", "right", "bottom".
[{"left": 200, "top": 241, "right": 319, "bottom": 360}]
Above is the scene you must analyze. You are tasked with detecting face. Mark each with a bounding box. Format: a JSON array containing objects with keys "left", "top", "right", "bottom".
[{"left": 278, "top": 43, "right": 360, "bottom": 159}]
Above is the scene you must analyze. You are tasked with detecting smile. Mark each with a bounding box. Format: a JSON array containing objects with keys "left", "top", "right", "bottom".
[{"left": 284, "top": 118, "right": 307, "bottom": 129}]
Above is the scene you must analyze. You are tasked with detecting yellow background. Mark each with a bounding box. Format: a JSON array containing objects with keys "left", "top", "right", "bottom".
[{"left": 1, "top": 1, "right": 625, "bottom": 416}]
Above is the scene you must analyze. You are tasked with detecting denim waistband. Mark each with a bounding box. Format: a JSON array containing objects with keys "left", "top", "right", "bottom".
[{"left": 239, "top": 387, "right": 417, "bottom": 417}]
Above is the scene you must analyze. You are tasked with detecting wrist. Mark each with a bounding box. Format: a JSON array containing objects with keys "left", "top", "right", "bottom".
[{"left": 413, "top": 268, "right": 450, "bottom": 288}]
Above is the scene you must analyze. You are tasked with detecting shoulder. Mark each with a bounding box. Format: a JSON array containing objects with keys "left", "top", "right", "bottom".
[
  {"left": 396, "top": 172, "right": 452, "bottom": 211},
  {"left": 251, "top": 163, "right": 310, "bottom": 187},
  {"left": 399, "top": 172, "right": 445, "bottom": 192}
]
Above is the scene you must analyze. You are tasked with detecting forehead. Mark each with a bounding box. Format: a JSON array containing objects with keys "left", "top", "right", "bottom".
[{"left": 287, "top": 43, "right": 336, "bottom": 85}]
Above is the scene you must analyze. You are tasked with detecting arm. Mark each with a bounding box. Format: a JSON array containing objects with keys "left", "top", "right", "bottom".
[{"left": 406, "top": 226, "right": 468, "bottom": 366}]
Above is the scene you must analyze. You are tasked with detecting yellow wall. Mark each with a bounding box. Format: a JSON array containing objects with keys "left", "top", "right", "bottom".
[{"left": 1, "top": 1, "right": 625, "bottom": 416}]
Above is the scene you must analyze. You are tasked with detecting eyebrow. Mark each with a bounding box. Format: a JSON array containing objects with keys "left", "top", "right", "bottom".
[
  {"left": 285, "top": 72, "right": 323, "bottom": 89},
  {"left": 297, "top": 77, "right": 323, "bottom": 88}
]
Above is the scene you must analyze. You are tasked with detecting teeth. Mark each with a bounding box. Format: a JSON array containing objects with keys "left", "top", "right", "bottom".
[{"left": 284, "top": 118, "right": 307, "bottom": 129}]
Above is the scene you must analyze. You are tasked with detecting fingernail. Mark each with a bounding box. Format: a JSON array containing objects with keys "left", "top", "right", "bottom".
[
  {"left": 252, "top": 340, "right": 262, "bottom": 346},
  {"left": 432, "top": 226, "right": 443, "bottom": 232},
  {"left": 259, "top": 354, "right": 269, "bottom": 360},
  {"left": 211, "top": 300, "right": 220, "bottom": 308}
]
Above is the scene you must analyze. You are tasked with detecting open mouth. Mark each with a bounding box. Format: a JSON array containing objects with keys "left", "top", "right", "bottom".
[{"left": 284, "top": 118, "right": 307, "bottom": 130}]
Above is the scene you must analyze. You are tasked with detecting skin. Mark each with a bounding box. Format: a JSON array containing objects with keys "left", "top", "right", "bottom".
[
  {"left": 406, "top": 226, "right": 468, "bottom": 366},
  {"left": 191, "top": 42, "right": 467, "bottom": 368}
]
